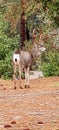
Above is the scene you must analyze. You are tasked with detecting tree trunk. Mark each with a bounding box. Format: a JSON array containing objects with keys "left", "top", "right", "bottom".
[{"left": 20, "top": 11, "right": 26, "bottom": 50}]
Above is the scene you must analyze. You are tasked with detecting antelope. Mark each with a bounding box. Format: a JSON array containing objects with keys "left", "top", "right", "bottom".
[{"left": 12, "top": 28, "right": 46, "bottom": 89}]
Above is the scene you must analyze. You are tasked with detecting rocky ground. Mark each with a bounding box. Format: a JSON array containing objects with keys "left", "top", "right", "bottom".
[{"left": 0, "top": 76, "right": 59, "bottom": 130}]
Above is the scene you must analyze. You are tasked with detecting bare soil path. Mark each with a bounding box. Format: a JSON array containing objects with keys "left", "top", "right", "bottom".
[{"left": 0, "top": 76, "right": 59, "bottom": 130}]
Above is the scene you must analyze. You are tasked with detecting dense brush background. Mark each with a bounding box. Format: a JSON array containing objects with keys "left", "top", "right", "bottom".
[{"left": 0, "top": 0, "right": 59, "bottom": 79}]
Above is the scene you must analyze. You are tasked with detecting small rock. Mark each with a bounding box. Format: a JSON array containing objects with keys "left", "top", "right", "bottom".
[
  {"left": 30, "top": 71, "right": 44, "bottom": 79},
  {"left": 4, "top": 124, "right": 11, "bottom": 128},
  {"left": 37, "top": 121, "right": 43, "bottom": 124},
  {"left": 11, "top": 121, "right": 16, "bottom": 124}
]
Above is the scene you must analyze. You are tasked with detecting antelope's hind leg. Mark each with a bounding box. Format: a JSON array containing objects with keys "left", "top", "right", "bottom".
[{"left": 13, "top": 65, "right": 17, "bottom": 89}]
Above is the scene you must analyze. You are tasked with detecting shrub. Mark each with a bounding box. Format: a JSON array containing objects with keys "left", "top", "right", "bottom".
[
  {"left": 41, "top": 51, "right": 59, "bottom": 77},
  {"left": 0, "top": 35, "right": 19, "bottom": 79}
]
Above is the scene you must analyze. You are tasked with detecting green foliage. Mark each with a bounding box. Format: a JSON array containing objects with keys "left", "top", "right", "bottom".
[
  {"left": 0, "top": 37, "right": 19, "bottom": 79},
  {"left": 0, "top": 0, "right": 59, "bottom": 79},
  {"left": 0, "top": 14, "right": 19, "bottom": 79},
  {"left": 41, "top": 0, "right": 59, "bottom": 27},
  {"left": 41, "top": 51, "right": 59, "bottom": 77}
]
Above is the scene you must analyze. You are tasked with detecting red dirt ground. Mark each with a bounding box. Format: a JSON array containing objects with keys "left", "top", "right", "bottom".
[{"left": 0, "top": 76, "right": 59, "bottom": 130}]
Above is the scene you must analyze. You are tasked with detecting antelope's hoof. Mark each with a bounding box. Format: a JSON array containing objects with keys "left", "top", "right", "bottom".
[
  {"left": 20, "top": 86, "right": 23, "bottom": 89},
  {"left": 14, "top": 87, "right": 16, "bottom": 89},
  {"left": 3, "top": 87, "right": 6, "bottom": 90},
  {"left": 28, "top": 85, "right": 30, "bottom": 88},
  {"left": 25, "top": 85, "right": 30, "bottom": 88}
]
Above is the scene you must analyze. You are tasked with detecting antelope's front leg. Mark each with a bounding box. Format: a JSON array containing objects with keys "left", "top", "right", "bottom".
[
  {"left": 19, "top": 66, "right": 23, "bottom": 89},
  {"left": 25, "top": 67, "right": 30, "bottom": 88}
]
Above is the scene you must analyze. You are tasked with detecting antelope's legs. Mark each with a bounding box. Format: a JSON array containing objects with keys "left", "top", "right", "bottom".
[
  {"left": 27, "top": 67, "right": 30, "bottom": 87},
  {"left": 13, "top": 65, "right": 17, "bottom": 89},
  {"left": 25, "top": 67, "right": 30, "bottom": 88},
  {"left": 19, "top": 65, "right": 23, "bottom": 89}
]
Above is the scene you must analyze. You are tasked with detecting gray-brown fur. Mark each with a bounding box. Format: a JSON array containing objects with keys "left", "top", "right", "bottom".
[{"left": 13, "top": 29, "right": 46, "bottom": 89}]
